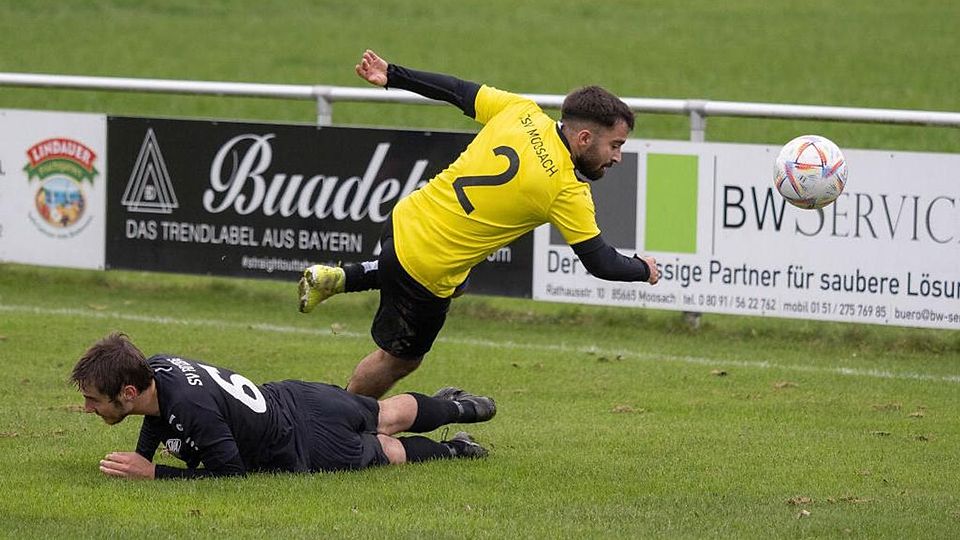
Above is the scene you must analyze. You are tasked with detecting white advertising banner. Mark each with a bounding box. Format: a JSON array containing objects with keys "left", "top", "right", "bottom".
[
  {"left": 0, "top": 109, "right": 107, "bottom": 269},
  {"left": 533, "top": 139, "right": 960, "bottom": 330}
]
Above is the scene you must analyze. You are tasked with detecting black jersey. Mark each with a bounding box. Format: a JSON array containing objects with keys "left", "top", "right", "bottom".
[{"left": 136, "top": 355, "right": 307, "bottom": 478}]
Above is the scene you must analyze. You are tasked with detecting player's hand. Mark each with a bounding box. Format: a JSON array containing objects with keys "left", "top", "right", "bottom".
[
  {"left": 355, "top": 49, "right": 389, "bottom": 87},
  {"left": 99, "top": 451, "right": 156, "bottom": 480},
  {"left": 637, "top": 255, "right": 660, "bottom": 285}
]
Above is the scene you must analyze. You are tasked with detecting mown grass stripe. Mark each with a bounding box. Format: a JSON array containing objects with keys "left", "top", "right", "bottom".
[{"left": 3, "top": 303, "right": 957, "bottom": 384}]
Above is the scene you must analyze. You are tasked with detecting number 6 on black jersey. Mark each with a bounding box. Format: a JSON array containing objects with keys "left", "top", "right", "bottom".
[{"left": 453, "top": 145, "right": 520, "bottom": 214}]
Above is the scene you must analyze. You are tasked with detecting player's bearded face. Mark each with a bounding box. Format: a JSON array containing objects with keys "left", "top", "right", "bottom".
[
  {"left": 574, "top": 122, "right": 628, "bottom": 181},
  {"left": 574, "top": 141, "right": 612, "bottom": 181}
]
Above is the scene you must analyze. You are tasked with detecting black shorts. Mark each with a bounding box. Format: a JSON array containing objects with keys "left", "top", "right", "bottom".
[
  {"left": 371, "top": 217, "right": 450, "bottom": 359},
  {"left": 289, "top": 381, "right": 389, "bottom": 472}
]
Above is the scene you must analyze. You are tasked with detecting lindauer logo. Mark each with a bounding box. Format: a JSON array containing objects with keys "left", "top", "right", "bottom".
[{"left": 24, "top": 137, "right": 99, "bottom": 232}]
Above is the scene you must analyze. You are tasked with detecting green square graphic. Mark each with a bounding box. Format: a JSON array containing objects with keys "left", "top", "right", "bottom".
[{"left": 645, "top": 153, "right": 698, "bottom": 253}]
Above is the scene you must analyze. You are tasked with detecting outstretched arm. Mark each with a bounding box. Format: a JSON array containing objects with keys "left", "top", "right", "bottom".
[
  {"left": 572, "top": 235, "right": 661, "bottom": 284},
  {"left": 355, "top": 49, "right": 389, "bottom": 87},
  {"left": 355, "top": 49, "right": 481, "bottom": 118}
]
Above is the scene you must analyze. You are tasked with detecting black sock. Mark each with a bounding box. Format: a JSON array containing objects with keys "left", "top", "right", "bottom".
[
  {"left": 342, "top": 261, "right": 380, "bottom": 292},
  {"left": 399, "top": 436, "right": 454, "bottom": 462},
  {"left": 408, "top": 392, "right": 460, "bottom": 433}
]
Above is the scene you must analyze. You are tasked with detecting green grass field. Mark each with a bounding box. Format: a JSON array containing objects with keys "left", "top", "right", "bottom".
[
  {"left": 2, "top": 0, "right": 960, "bottom": 537},
  {"left": 1, "top": 265, "right": 958, "bottom": 537}
]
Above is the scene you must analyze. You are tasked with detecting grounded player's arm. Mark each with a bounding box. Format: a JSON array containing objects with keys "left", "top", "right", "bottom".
[
  {"left": 154, "top": 458, "right": 245, "bottom": 479},
  {"left": 101, "top": 452, "right": 227, "bottom": 480},
  {"left": 151, "top": 403, "right": 246, "bottom": 479},
  {"left": 104, "top": 423, "right": 246, "bottom": 479},
  {"left": 99, "top": 451, "right": 156, "bottom": 479},
  {"left": 98, "top": 418, "right": 162, "bottom": 479},
  {"left": 155, "top": 422, "right": 247, "bottom": 479},
  {"left": 355, "top": 49, "right": 479, "bottom": 117},
  {"left": 134, "top": 417, "right": 162, "bottom": 461},
  {"left": 572, "top": 234, "right": 660, "bottom": 283}
]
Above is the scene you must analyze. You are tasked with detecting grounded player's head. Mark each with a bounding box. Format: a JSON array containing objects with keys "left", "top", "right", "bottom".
[
  {"left": 561, "top": 86, "right": 634, "bottom": 131},
  {"left": 71, "top": 332, "right": 152, "bottom": 400}
]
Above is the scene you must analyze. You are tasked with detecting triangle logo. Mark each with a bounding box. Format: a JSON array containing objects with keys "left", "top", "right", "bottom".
[{"left": 121, "top": 129, "right": 179, "bottom": 214}]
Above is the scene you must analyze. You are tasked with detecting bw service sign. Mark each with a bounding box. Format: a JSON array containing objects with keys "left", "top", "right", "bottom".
[{"left": 533, "top": 140, "right": 960, "bottom": 330}]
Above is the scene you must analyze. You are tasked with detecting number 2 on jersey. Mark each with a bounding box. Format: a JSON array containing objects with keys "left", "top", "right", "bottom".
[{"left": 453, "top": 145, "right": 520, "bottom": 214}]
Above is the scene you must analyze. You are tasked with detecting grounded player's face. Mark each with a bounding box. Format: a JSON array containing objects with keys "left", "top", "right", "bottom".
[
  {"left": 575, "top": 121, "right": 629, "bottom": 181},
  {"left": 81, "top": 388, "right": 131, "bottom": 425}
]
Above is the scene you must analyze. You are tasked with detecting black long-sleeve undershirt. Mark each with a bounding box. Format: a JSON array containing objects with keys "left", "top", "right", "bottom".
[
  {"left": 572, "top": 234, "right": 651, "bottom": 282},
  {"left": 386, "top": 64, "right": 480, "bottom": 118},
  {"left": 154, "top": 463, "right": 244, "bottom": 479}
]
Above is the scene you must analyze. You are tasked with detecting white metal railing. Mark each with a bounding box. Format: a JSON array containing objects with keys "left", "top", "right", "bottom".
[{"left": 2, "top": 72, "right": 960, "bottom": 141}]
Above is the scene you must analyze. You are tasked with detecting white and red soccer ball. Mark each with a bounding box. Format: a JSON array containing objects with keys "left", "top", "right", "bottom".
[{"left": 774, "top": 135, "right": 848, "bottom": 209}]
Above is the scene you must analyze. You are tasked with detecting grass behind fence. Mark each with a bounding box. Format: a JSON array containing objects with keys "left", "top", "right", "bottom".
[{"left": 0, "top": 0, "right": 958, "bottom": 151}]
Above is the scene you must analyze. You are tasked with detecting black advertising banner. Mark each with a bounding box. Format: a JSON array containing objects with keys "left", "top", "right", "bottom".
[{"left": 105, "top": 117, "right": 532, "bottom": 297}]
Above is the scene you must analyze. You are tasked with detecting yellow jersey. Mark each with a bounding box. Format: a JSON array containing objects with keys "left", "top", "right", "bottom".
[{"left": 392, "top": 85, "right": 601, "bottom": 297}]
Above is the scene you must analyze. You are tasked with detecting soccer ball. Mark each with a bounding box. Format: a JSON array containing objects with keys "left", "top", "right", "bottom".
[{"left": 774, "top": 135, "right": 848, "bottom": 209}]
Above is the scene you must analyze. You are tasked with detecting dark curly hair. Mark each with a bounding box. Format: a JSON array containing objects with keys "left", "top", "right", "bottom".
[{"left": 561, "top": 86, "right": 634, "bottom": 130}]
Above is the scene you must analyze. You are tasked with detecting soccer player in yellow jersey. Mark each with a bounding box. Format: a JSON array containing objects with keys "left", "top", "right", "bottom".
[{"left": 300, "top": 49, "right": 661, "bottom": 398}]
